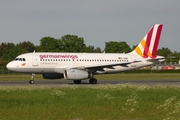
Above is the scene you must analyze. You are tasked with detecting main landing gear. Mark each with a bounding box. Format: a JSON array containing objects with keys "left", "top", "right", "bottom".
[
  {"left": 73, "top": 80, "right": 81, "bottom": 84},
  {"left": 89, "top": 74, "right": 97, "bottom": 84},
  {"left": 89, "top": 78, "right": 97, "bottom": 84},
  {"left": 73, "top": 78, "right": 97, "bottom": 84},
  {"left": 29, "top": 73, "right": 35, "bottom": 84}
]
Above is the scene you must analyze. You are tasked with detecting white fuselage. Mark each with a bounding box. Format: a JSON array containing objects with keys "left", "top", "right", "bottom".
[{"left": 6, "top": 52, "right": 159, "bottom": 74}]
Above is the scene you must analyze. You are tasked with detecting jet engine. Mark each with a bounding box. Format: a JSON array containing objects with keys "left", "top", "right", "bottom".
[
  {"left": 42, "top": 73, "right": 64, "bottom": 79},
  {"left": 64, "top": 69, "right": 92, "bottom": 80}
]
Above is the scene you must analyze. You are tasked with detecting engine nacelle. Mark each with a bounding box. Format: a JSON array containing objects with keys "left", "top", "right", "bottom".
[
  {"left": 42, "top": 73, "right": 64, "bottom": 79},
  {"left": 64, "top": 69, "right": 92, "bottom": 80}
]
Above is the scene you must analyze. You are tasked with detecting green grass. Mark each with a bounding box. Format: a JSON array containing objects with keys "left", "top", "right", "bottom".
[
  {"left": 0, "top": 73, "right": 180, "bottom": 119},
  {"left": 0, "top": 85, "right": 180, "bottom": 120},
  {"left": 0, "top": 73, "right": 180, "bottom": 81}
]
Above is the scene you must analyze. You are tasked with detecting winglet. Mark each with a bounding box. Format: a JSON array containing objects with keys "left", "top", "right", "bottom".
[{"left": 131, "top": 24, "right": 163, "bottom": 58}]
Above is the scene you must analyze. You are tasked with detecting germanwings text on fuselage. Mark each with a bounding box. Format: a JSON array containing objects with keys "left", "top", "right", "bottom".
[{"left": 39, "top": 54, "right": 78, "bottom": 59}]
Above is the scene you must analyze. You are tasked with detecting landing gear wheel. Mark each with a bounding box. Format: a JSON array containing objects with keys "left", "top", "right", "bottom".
[
  {"left": 29, "top": 80, "right": 35, "bottom": 84},
  {"left": 74, "top": 80, "right": 81, "bottom": 84},
  {"left": 29, "top": 73, "right": 35, "bottom": 84},
  {"left": 89, "top": 78, "right": 97, "bottom": 84}
]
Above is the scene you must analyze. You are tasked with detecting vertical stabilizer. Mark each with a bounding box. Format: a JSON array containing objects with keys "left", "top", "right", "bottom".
[{"left": 131, "top": 24, "right": 163, "bottom": 58}]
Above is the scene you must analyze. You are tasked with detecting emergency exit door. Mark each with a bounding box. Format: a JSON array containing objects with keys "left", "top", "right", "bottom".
[{"left": 32, "top": 54, "right": 38, "bottom": 66}]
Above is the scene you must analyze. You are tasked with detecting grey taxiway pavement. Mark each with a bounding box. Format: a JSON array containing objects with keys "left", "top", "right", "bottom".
[{"left": 0, "top": 80, "right": 180, "bottom": 86}]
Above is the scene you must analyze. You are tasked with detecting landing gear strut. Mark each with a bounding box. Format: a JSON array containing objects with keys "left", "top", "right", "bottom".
[{"left": 29, "top": 73, "right": 35, "bottom": 84}]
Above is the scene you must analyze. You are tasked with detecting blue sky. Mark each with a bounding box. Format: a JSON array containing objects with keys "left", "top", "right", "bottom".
[{"left": 0, "top": 1, "right": 179, "bottom": 52}]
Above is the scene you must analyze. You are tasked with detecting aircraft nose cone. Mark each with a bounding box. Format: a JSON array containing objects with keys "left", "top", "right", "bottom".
[
  {"left": 6, "top": 62, "right": 12, "bottom": 70},
  {"left": 6, "top": 62, "right": 16, "bottom": 71}
]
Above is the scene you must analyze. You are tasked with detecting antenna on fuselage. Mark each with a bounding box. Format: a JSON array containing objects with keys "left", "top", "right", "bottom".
[{"left": 33, "top": 50, "right": 36, "bottom": 53}]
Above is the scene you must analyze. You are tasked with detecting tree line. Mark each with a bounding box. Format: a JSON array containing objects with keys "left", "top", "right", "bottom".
[{"left": 0, "top": 34, "right": 179, "bottom": 68}]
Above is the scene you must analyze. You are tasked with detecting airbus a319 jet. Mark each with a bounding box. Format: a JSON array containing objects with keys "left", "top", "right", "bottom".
[{"left": 6, "top": 24, "right": 165, "bottom": 84}]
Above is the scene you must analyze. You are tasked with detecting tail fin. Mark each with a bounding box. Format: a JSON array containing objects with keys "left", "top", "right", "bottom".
[{"left": 131, "top": 24, "right": 163, "bottom": 58}]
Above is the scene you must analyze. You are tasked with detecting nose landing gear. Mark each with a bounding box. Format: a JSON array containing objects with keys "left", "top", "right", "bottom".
[{"left": 29, "top": 73, "right": 35, "bottom": 84}]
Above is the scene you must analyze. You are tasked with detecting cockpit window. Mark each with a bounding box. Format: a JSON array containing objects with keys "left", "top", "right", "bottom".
[
  {"left": 14, "top": 58, "right": 18, "bottom": 61},
  {"left": 14, "top": 58, "right": 26, "bottom": 61}
]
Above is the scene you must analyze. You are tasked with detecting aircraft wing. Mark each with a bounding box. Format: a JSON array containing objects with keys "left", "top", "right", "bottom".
[{"left": 69, "top": 60, "right": 141, "bottom": 71}]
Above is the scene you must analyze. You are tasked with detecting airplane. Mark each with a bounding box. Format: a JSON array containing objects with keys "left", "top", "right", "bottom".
[{"left": 6, "top": 24, "right": 165, "bottom": 84}]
